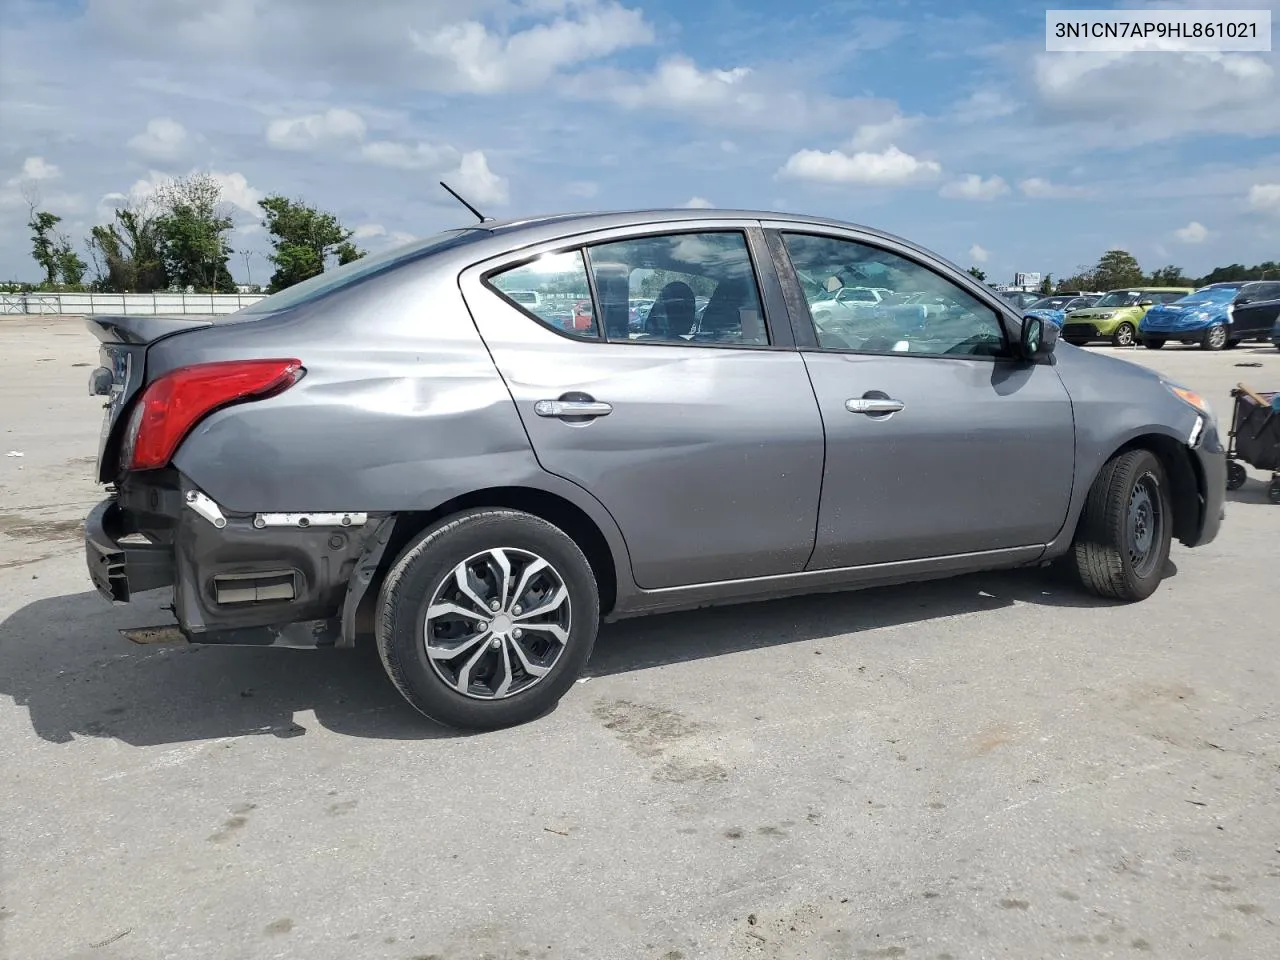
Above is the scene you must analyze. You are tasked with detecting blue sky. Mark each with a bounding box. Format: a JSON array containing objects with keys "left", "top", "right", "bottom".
[{"left": 0, "top": 0, "right": 1277, "bottom": 285}]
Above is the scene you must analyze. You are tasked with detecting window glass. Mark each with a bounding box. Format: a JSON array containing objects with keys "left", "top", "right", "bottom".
[
  {"left": 585, "top": 231, "right": 768, "bottom": 346},
  {"left": 489, "top": 250, "right": 598, "bottom": 339},
  {"left": 781, "top": 233, "right": 1006, "bottom": 357}
]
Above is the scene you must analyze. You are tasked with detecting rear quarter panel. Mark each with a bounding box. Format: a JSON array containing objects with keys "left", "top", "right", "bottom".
[{"left": 1046, "top": 344, "right": 1202, "bottom": 554}]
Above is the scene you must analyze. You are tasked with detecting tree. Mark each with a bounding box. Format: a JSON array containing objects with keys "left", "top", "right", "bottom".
[
  {"left": 1196, "top": 261, "right": 1279, "bottom": 285},
  {"left": 1148, "top": 264, "right": 1190, "bottom": 286},
  {"left": 1092, "top": 249, "right": 1143, "bottom": 291},
  {"left": 154, "top": 173, "right": 236, "bottom": 292},
  {"left": 1039, "top": 274, "right": 1053, "bottom": 294},
  {"left": 88, "top": 204, "right": 168, "bottom": 292},
  {"left": 260, "top": 195, "right": 357, "bottom": 291},
  {"left": 967, "top": 266, "right": 987, "bottom": 282},
  {"left": 57, "top": 243, "right": 87, "bottom": 286},
  {"left": 28, "top": 210, "right": 63, "bottom": 286}
]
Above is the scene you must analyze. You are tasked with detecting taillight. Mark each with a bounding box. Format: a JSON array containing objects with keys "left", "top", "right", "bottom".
[{"left": 124, "top": 359, "right": 304, "bottom": 471}]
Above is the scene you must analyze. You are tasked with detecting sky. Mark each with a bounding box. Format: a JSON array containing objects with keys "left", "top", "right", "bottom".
[{"left": 0, "top": 0, "right": 1277, "bottom": 286}]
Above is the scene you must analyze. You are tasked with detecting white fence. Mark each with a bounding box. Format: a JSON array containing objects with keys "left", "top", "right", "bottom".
[{"left": 0, "top": 292, "right": 267, "bottom": 316}]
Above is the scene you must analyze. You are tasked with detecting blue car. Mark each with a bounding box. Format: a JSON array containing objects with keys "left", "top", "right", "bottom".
[
  {"left": 1140, "top": 280, "right": 1280, "bottom": 351},
  {"left": 1023, "top": 294, "right": 1099, "bottom": 328}
]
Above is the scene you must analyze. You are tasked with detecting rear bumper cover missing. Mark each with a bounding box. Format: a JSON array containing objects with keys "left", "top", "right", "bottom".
[{"left": 85, "top": 498, "right": 175, "bottom": 602}]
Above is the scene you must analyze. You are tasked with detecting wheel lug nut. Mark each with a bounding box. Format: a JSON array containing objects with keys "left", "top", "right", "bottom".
[
  {"left": 512, "top": 605, "right": 522, "bottom": 615},
  {"left": 512, "top": 628, "right": 523, "bottom": 639},
  {"left": 478, "top": 621, "right": 489, "bottom": 631},
  {"left": 489, "top": 600, "right": 501, "bottom": 611},
  {"left": 490, "top": 637, "right": 502, "bottom": 649}
]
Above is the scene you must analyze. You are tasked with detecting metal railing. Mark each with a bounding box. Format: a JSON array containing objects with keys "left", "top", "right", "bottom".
[{"left": 0, "top": 292, "right": 267, "bottom": 316}]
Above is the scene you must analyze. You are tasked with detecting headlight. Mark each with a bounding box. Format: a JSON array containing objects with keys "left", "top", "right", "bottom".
[{"left": 1164, "top": 380, "right": 1213, "bottom": 421}]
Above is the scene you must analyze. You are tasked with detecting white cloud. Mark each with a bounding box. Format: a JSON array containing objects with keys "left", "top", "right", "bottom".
[
  {"left": 1018, "top": 177, "right": 1091, "bottom": 199},
  {"left": 409, "top": 4, "right": 655, "bottom": 94},
  {"left": 361, "top": 140, "right": 456, "bottom": 170},
  {"left": 848, "top": 114, "right": 918, "bottom": 150},
  {"left": 210, "top": 170, "right": 264, "bottom": 215},
  {"left": 683, "top": 196, "right": 714, "bottom": 208},
  {"left": 389, "top": 230, "right": 418, "bottom": 245},
  {"left": 266, "top": 108, "right": 366, "bottom": 150},
  {"left": 952, "top": 90, "right": 1018, "bottom": 123},
  {"left": 940, "top": 174, "right": 1010, "bottom": 201},
  {"left": 98, "top": 168, "right": 263, "bottom": 218},
  {"left": 969, "top": 243, "right": 990, "bottom": 263},
  {"left": 1174, "top": 220, "right": 1208, "bottom": 243},
  {"left": 566, "top": 181, "right": 599, "bottom": 198},
  {"left": 719, "top": 140, "right": 738, "bottom": 154},
  {"left": 450, "top": 150, "right": 508, "bottom": 207},
  {"left": 1248, "top": 183, "right": 1280, "bottom": 214},
  {"left": 7, "top": 156, "right": 61, "bottom": 185},
  {"left": 128, "top": 117, "right": 190, "bottom": 161},
  {"left": 777, "top": 145, "right": 941, "bottom": 186},
  {"left": 352, "top": 223, "right": 388, "bottom": 240}
]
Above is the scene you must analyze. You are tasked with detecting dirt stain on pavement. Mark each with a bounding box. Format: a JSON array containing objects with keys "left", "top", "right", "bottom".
[{"left": 0, "top": 513, "right": 85, "bottom": 542}]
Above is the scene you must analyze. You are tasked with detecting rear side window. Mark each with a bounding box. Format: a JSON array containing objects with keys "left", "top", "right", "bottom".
[
  {"left": 489, "top": 250, "right": 598, "bottom": 339},
  {"left": 584, "top": 231, "right": 769, "bottom": 346}
]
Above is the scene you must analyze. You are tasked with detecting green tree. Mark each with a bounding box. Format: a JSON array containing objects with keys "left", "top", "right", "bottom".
[
  {"left": 88, "top": 204, "right": 169, "bottom": 292},
  {"left": 1147, "top": 264, "right": 1190, "bottom": 286},
  {"left": 56, "top": 242, "right": 87, "bottom": 286},
  {"left": 1092, "top": 249, "right": 1143, "bottom": 291},
  {"left": 1039, "top": 274, "right": 1053, "bottom": 294},
  {"left": 154, "top": 173, "right": 236, "bottom": 292},
  {"left": 1196, "top": 261, "right": 1280, "bottom": 285},
  {"left": 28, "top": 210, "right": 63, "bottom": 286},
  {"left": 967, "top": 266, "right": 987, "bottom": 282},
  {"left": 260, "top": 195, "right": 356, "bottom": 291}
]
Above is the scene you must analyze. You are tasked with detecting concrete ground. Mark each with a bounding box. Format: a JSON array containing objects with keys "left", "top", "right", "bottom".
[{"left": 2, "top": 316, "right": 1278, "bottom": 960}]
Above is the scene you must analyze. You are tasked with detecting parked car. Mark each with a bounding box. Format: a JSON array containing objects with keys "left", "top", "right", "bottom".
[
  {"left": 1273, "top": 315, "right": 1280, "bottom": 351},
  {"left": 1060, "top": 287, "right": 1194, "bottom": 346},
  {"left": 1024, "top": 294, "right": 1101, "bottom": 328},
  {"left": 998, "top": 290, "right": 1043, "bottom": 310},
  {"left": 83, "top": 208, "right": 1225, "bottom": 731},
  {"left": 1139, "top": 281, "right": 1280, "bottom": 350}
]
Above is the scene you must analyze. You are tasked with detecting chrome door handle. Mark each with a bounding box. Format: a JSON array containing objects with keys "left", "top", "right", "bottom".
[
  {"left": 534, "top": 399, "right": 613, "bottom": 418},
  {"left": 845, "top": 398, "right": 904, "bottom": 415}
]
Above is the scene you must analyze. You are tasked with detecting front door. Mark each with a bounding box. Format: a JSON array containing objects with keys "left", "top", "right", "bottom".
[
  {"left": 768, "top": 227, "right": 1076, "bottom": 569},
  {"left": 461, "top": 225, "right": 825, "bottom": 590}
]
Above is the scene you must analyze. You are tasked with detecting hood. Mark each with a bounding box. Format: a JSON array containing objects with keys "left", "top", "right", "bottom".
[
  {"left": 1141, "top": 301, "right": 1229, "bottom": 328},
  {"left": 1025, "top": 308, "right": 1066, "bottom": 326}
]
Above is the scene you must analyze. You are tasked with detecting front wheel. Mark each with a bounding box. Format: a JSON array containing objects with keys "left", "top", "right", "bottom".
[
  {"left": 1201, "top": 323, "right": 1227, "bottom": 350},
  {"left": 1112, "top": 322, "right": 1136, "bottom": 347},
  {"left": 1073, "top": 449, "right": 1172, "bottom": 602},
  {"left": 1142, "top": 338, "right": 1166, "bottom": 350},
  {"left": 375, "top": 508, "right": 600, "bottom": 731},
  {"left": 1226, "top": 460, "right": 1248, "bottom": 491}
]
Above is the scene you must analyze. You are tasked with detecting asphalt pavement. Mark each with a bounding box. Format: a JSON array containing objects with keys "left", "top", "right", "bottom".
[{"left": 2, "top": 317, "right": 1278, "bottom": 960}]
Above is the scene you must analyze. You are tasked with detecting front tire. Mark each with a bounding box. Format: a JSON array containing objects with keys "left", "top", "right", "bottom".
[
  {"left": 1142, "top": 338, "right": 1166, "bottom": 350},
  {"left": 1073, "top": 449, "right": 1172, "bottom": 602},
  {"left": 375, "top": 508, "right": 600, "bottom": 731},
  {"left": 1201, "top": 323, "right": 1227, "bottom": 350},
  {"left": 1112, "top": 322, "right": 1136, "bottom": 347}
]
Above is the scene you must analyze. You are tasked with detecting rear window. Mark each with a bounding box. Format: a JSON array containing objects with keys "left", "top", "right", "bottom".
[{"left": 236, "top": 228, "right": 487, "bottom": 315}]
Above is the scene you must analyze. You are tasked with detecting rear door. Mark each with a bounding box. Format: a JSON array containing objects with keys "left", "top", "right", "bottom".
[
  {"left": 1235, "top": 283, "right": 1280, "bottom": 338},
  {"left": 763, "top": 224, "right": 1076, "bottom": 569},
  {"left": 460, "top": 221, "right": 825, "bottom": 590}
]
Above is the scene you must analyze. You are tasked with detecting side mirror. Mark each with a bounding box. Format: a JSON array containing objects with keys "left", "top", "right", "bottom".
[{"left": 1020, "top": 315, "right": 1056, "bottom": 360}]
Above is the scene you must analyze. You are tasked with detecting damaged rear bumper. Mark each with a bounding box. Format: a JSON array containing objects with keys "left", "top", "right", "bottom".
[{"left": 84, "top": 478, "right": 394, "bottom": 648}]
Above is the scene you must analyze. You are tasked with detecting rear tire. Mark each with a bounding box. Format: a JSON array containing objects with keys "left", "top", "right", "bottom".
[
  {"left": 375, "top": 508, "right": 600, "bottom": 731},
  {"left": 1269, "top": 480, "right": 1280, "bottom": 505},
  {"left": 1073, "top": 449, "right": 1172, "bottom": 602},
  {"left": 1112, "top": 322, "right": 1136, "bottom": 347},
  {"left": 1065, "top": 338, "right": 1090, "bottom": 347},
  {"left": 1226, "top": 461, "right": 1248, "bottom": 491},
  {"left": 1142, "top": 338, "right": 1166, "bottom": 350}
]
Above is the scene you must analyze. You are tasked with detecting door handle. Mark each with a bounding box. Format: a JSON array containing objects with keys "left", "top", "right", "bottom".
[
  {"left": 534, "top": 399, "right": 613, "bottom": 418},
  {"left": 845, "top": 397, "right": 904, "bottom": 415}
]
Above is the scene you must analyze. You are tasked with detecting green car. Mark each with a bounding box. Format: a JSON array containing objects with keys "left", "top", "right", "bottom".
[{"left": 1060, "top": 287, "right": 1194, "bottom": 347}]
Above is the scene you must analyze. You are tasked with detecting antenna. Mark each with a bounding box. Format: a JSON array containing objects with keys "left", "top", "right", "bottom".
[{"left": 439, "top": 181, "right": 490, "bottom": 223}]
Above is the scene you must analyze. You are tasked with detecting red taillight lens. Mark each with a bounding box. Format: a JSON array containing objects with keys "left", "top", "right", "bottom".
[{"left": 126, "top": 358, "right": 304, "bottom": 471}]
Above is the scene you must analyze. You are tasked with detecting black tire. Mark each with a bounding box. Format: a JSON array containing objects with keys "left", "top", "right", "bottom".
[
  {"left": 1226, "top": 339, "right": 1241, "bottom": 350},
  {"left": 1201, "top": 323, "right": 1227, "bottom": 350},
  {"left": 1269, "top": 481, "right": 1280, "bottom": 505},
  {"left": 1065, "top": 338, "right": 1090, "bottom": 347},
  {"left": 375, "top": 508, "right": 600, "bottom": 731},
  {"left": 1072, "top": 449, "right": 1173, "bottom": 602},
  {"left": 1111, "top": 322, "right": 1136, "bottom": 347},
  {"left": 1226, "top": 461, "right": 1248, "bottom": 491},
  {"left": 1142, "top": 338, "right": 1166, "bottom": 350}
]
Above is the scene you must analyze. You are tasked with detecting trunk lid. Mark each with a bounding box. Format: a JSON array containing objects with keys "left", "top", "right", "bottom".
[{"left": 87, "top": 314, "right": 215, "bottom": 482}]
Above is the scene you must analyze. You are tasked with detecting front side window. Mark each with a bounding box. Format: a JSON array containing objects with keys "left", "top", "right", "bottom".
[
  {"left": 489, "top": 250, "right": 598, "bottom": 339},
  {"left": 781, "top": 232, "right": 1006, "bottom": 357},
  {"left": 585, "top": 231, "right": 769, "bottom": 346}
]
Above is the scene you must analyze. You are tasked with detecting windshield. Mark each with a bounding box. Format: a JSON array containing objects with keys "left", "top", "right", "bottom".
[
  {"left": 236, "top": 227, "right": 488, "bottom": 315},
  {"left": 1177, "top": 286, "right": 1240, "bottom": 306},
  {"left": 1094, "top": 290, "right": 1141, "bottom": 308},
  {"left": 1030, "top": 296, "right": 1068, "bottom": 310}
]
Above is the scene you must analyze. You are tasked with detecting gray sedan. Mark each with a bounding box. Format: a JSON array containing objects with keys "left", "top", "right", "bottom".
[{"left": 83, "top": 209, "right": 1225, "bottom": 730}]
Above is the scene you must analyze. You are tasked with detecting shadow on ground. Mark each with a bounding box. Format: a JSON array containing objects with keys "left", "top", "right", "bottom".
[{"left": 1, "top": 564, "right": 1119, "bottom": 748}]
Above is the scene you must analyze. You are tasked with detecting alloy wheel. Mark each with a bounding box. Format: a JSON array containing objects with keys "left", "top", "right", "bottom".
[
  {"left": 423, "top": 547, "right": 572, "bottom": 700},
  {"left": 1206, "top": 324, "right": 1227, "bottom": 349}
]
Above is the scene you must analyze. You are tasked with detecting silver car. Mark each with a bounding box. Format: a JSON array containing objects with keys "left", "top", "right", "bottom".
[{"left": 84, "top": 209, "right": 1226, "bottom": 730}]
